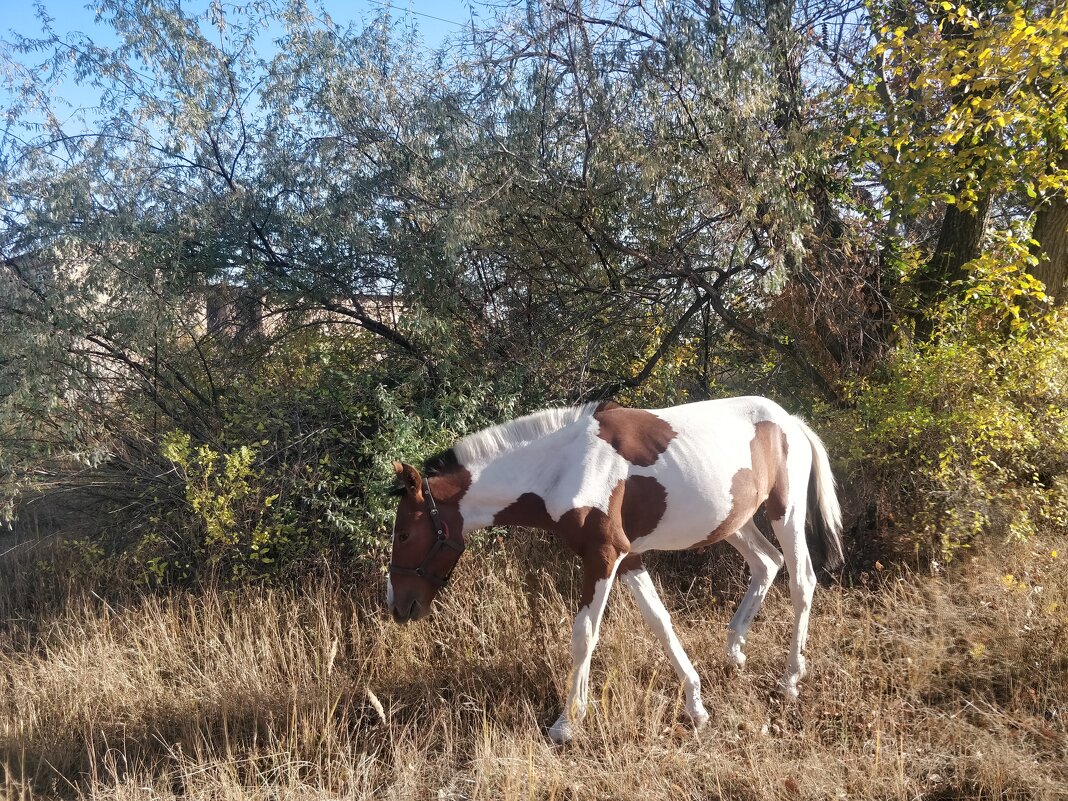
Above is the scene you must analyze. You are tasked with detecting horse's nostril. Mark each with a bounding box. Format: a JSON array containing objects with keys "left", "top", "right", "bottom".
[{"left": 391, "top": 597, "right": 418, "bottom": 624}]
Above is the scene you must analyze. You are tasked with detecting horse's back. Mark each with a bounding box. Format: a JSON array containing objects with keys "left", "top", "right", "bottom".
[{"left": 649, "top": 395, "right": 789, "bottom": 428}]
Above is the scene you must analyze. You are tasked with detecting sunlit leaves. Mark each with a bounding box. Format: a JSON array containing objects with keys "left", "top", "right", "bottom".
[
  {"left": 840, "top": 310, "right": 1068, "bottom": 557},
  {"left": 853, "top": 1, "right": 1068, "bottom": 213}
]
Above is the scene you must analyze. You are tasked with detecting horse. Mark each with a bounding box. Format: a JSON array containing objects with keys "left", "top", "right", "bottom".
[{"left": 386, "top": 396, "right": 843, "bottom": 743}]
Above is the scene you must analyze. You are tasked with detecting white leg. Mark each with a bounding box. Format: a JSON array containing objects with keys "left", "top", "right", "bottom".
[
  {"left": 724, "top": 521, "right": 785, "bottom": 668},
  {"left": 770, "top": 511, "right": 816, "bottom": 699},
  {"left": 549, "top": 553, "right": 625, "bottom": 744},
  {"left": 620, "top": 562, "right": 709, "bottom": 729}
]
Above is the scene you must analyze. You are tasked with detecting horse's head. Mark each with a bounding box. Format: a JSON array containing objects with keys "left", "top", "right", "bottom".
[{"left": 387, "top": 461, "right": 466, "bottom": 624}]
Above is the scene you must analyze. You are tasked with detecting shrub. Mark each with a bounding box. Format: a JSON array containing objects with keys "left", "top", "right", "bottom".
[
  {"left": 834, "top": 310, "right": 1068, "bottom": 561},
  {"left": 117, "top": 330, "right": 531, "bottom": 584}
]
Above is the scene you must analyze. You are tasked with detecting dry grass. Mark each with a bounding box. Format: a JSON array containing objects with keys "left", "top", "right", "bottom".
[{"left": 1, "top": 533, "right": 1066, "bottom": 800}]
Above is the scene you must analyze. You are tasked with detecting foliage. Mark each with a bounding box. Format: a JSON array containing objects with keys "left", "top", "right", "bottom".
[
  {"left": 843, "top": 0, "right": 1068, "bottom": 316},
  {"left": 838, "top": 310, "right": 1068, "bottom": 559},
  {"left": 1, "top": 0, "right": 1067, "bottom": 584},
  {"left": 853, "top": 0, "right": 1068, "bottom": 213},
  {"left": 154, "top": 430, "right": 284, "bottom": 580},
  {"left": 103, "top": 329, "right": 527, "bottom": 584}
]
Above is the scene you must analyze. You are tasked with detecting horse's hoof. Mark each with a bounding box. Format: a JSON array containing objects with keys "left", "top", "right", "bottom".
[
  {"left": 726, "top": 632, "right": 747, "bottom": 670},
  {"left": 548, "top": 715, "right": 574, "bottom": 744},
  {"left": 779, "top": 679, "right": 800, "bottom": 701},
  {"left": 689, "top": 705, "right": 710, "bottom": 729}
]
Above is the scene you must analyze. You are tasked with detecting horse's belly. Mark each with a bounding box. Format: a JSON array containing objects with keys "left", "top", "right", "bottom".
[
  {"left": 627, "top": 485, "right": 737, "bottom": 552},
  {"left": 622, "top": 465, "right": 741, "bottom": 552}
]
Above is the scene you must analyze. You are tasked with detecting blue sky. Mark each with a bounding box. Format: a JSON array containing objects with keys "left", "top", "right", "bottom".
[
  {"left": 2, "top": 0, "right": 478, "bottom": 118},
  {"left": 4, "top": 1, "right": 476, "bottom": 44}
]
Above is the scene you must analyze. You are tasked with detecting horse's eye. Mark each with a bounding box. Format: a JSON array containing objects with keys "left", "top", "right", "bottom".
[{"left": 397, "top": 531, "right": 410, "bottom": 543}]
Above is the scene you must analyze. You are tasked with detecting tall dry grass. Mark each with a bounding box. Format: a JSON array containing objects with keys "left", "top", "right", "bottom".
[{"left": 1, "top": 532, "right": 1066, "bottom": 800}]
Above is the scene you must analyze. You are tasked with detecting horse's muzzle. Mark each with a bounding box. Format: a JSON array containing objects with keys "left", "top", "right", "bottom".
[{"left": 390, "top": 597, "right": 428, "bottom": 624}]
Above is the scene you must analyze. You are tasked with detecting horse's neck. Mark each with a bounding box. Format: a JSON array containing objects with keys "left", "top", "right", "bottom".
[{"left": 456, "top": 441, "right": 564, "bottom": 533}]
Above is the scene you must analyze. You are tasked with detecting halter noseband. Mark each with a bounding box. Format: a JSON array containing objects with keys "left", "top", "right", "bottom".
[{"left": 389, "top": 476, "right": 465, "bottom": 587}]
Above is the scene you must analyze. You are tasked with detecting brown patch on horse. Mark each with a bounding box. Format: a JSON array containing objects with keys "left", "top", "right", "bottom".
[
  {"left": 493, "top": 492, "right": 555, "bottom": 529},
  {"left": 697, "top": 470, "right": 761, "bottom": 548},
  {"left": 548, "top": 498, "right": 628, "bottom": 607},
  {"left": 594, "top": 408, "right": 677, "bottom": 467},
  {"left": 493, "top": 477, "right": 668, "bottom": 606},
  {"left": 618, "top": 552, "right": 644, "bottom": 574},
  {"left": 420, "top": 460, "right": 472, "bottom": 541},
  {"left": 494, "top": 486, "right": 637, "bottom": 607},
  {"left": 694, "top": 420, "right": 790, "bottom": 548},
  {"left": 427, "top": 466, "right": 472, "bottom": 544},
  {"left": 428, "top": 467, "right": 472, "bottom": 506},
  {"left": 618, "top": 475, "right": 668, "bottom": 542},
  {"left": 595, "top": 399, "right": 622, "bottom": 413},
  {"left": 576, "top": 540, "right": 627, "bottom": 606},
  {"left": 754, "top": 421, "right": 789, "bottom": 521},
  {"left": 497, "top": 477, "right": 665, "bottom": 550}
]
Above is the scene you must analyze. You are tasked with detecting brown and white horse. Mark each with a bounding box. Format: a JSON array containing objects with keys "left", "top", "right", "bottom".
[{"left": 387, "top": 396, "right": 843, "bottom": 743}]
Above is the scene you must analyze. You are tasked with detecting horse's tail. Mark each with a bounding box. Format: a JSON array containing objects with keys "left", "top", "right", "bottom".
[{"left": 793, "top": 417, "right": 844, "bottom": 573}]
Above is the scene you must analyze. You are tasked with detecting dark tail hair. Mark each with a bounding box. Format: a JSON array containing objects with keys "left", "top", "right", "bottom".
[{"left": 795, "top": 417, "right": 844, "bottom": 573}]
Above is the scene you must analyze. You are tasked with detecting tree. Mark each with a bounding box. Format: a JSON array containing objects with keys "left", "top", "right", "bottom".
[
  {"left": 1, "top": 0, "right": 450, "bottom": 528},
  {"left": 853, "top": 0, "right": 1068, "bottom": 319},
  {"left": 407, "top": 0, "right": 879, "bottom": 403}
]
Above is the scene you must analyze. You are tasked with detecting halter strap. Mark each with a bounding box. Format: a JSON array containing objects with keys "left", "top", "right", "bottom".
[{"left": 389, "top": 477, "right": 465, "bottom": 587}]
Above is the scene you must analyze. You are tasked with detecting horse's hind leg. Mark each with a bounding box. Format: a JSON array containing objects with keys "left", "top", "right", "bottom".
[
  {"left": 619, "top": 554, "right": 709, "bottom": 729},
  {"left": 770, "top": 509, "right": 817, "bottom": 699},
  {"left": 724, "top": 520, "right": 785, "bottom": 669}
]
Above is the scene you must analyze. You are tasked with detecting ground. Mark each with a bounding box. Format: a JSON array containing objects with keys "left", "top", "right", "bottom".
[{"left": 1, "top": 531, "right": 1065, "bottom": 800}]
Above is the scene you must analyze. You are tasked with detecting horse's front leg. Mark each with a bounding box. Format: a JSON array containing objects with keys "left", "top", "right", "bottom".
[{"left": 549, "top": 547, "right": 626, "bottom": 744}]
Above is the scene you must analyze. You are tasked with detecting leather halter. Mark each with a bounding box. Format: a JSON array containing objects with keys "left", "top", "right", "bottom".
[{"left": 389, "top": 476, "right": 465, "bottom": 587}]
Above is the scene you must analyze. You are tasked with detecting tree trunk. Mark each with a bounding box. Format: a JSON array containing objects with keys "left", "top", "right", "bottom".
[
  {"left": 911, "top": 195, "right": 992, "bottom": 340},
  {"left": 930, "top": 195, "right": 993, "bottom": 287},
  {"left": 1031, "top": 193, "right": 1068, "bottom": 306}
]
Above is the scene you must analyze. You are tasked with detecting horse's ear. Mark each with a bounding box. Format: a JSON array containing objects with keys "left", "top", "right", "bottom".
[{"left": 392, "top": 461, "right": 424, "bottom": 501}]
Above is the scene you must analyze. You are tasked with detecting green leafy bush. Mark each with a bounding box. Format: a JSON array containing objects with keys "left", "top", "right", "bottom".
[
  {"left": 118, "top": 330, "right": 529, "bottom": 584},
  {"left": 154, "top": 431, "right": 285, "bottom": 580},
  {"left": 835, "top": 310, "right": 1068, "bottom": 560}
]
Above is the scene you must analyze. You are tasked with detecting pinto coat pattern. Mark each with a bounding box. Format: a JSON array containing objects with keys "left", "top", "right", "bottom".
[{"left": 387, "top": 396, "right": 843, "bottom": 743}]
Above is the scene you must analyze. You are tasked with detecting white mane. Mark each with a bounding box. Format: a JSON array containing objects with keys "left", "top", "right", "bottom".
[{"left": 453, "top": 404, "right": 600, "bottom": 468}]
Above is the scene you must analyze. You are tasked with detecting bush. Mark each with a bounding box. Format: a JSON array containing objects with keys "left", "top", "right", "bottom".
[
  {"left": 834, "top": 310, "right": 1068, "bottom": 561},
  {"left": 116, "top": 330, "right": 531, "bottom": 584}
]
